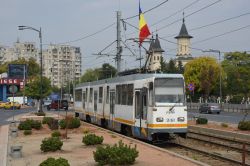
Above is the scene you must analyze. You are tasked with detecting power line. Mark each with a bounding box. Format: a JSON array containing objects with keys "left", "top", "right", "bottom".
[
  {"left": 193, "top": 24, "right": 250, "bottom": 44},
  {"left": 157, "top": 0, "right": 222, "bottom": 32},
  {"left": 163, "top": 12, "right": 250, "bottom": 38},
  {"left": 123, "top": 0, "right": 169, "bottom": 20},
  {"left": 44, "top": 22, "right": 115, "bottom": 45},
  {"left": 151, "top": 0, "right": 201, "bottom": 27}
]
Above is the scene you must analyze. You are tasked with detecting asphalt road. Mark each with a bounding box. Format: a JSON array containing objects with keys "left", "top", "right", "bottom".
[
  {"left": 0, "top": 108, "right": 32, "bottom": 125},
  {"left": 188, "top": 110, "right": 250, "bottom": 124}
]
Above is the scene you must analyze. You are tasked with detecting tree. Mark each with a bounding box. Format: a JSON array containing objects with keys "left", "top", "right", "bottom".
[
  {"left": 25, "top": 76, "right": 52, "bottom": 100},
  {"left": 167, "top": 59, "right": 178, "bottom": 73},
  {"left": 80, "top": 64, "right": 117, "bottom": 83},
  {"left": 177, "top": 60, "right": 184, "bottom": 74},
  {"left": 0, "top": 58, "right": 40, "bottom": 78},
  {"left": 184, "top": 57, "right": 221, "bottom": 99},
  {"left": 80, "top": 69, "right": 99, "bottom": 83},
  {"left": 98, "top": 63, "right": 117, "bottom": 80},
  {"left": 222, "top": 52, "right": 250, "bottom": 101},
  {"left": 160, "top": 57, "right": 168, "bottom": 73}
]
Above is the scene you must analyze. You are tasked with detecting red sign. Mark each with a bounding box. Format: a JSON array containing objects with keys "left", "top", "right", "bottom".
[{"left": 0, "top": 78, "right": 23, "bottom": 85}]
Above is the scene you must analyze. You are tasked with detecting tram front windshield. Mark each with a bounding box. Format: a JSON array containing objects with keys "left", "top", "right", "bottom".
[{"left": 154, "top": 78, "right": 184, "bottom": 104}]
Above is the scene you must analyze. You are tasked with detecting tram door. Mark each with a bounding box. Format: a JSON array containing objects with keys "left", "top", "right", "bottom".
[
  {"left": 109, "top": 91, "right": 115, "bottom": 130},
  {"left": 134, "top": 88, "right": 148, "bottom": 139}
]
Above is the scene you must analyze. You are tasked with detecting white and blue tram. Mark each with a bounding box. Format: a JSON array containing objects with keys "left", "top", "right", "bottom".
[{"left": 74, "top": 73, "right": 187, "bottom": 141}]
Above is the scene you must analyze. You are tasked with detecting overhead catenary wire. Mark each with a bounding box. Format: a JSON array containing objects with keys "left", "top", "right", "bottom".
[
  {"left": 193, "top": 24, "right": 250, "bottom": 44},
  {"left": 151, "top": 0, "right": 201, "bottom": 27},
  {"left": 163, "top": 11, "right": 250, "bottom": 38},
  {"left": 44, "top": 22, "right": 115, "bottom": 45},
  {"left": 123, "top": 0, "right": 169, "bottom": 20},
  {"left": 157, "top": 0, "right": 223, "bottom": 32}
]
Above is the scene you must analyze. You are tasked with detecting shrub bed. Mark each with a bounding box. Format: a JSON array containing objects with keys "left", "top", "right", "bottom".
[
  {"left": 59, "top": 118, "right": 80, "bottom": 129},
  {"left": 42, "top": 117, "right": 54, "bottom": 124},
  {"left": 82, "top": 134, "right": 103, "bottom": 145},
  {"left": 51, "top": 131, "right": 61, "bottom": 137},
  {"left": 196, "top": 117, "right": 208, "bottom": 124},
  {"left": 40, "top": 137, "right": 63, "bottom": 152},
  {"left": 39, "top": 157, "right": 70, "bottom": 166},
  {"left": 238, "top": 121, "right": 250, "bottom": 130},
  {"left": 94, "top": 140, "right": 139, "bottom": 165},
  {"left": 24, "top": 130, "right": 32, "bottom": 135},
  {"left": 18, "top": 119, "right": 42, "bottom": 130}
]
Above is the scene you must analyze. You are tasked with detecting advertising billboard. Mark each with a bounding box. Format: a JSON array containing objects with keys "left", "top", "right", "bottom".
[{"left": 8, "top": 64, "right": 27, "bottom": 78}]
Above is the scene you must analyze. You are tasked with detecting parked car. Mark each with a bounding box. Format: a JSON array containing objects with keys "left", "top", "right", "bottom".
[
  {"left": 47, "top": 100, "right": 68, "bottom": 111},
  {"left": 43, "top": 99, "right": 52, "bottom": 107},
  {"left": 4, "top": 102, "right": 21, "bottom": 109},
  {"left": 199, "top": 103, "right": 221, "bottom": 114},
  {"left": 0, "top": 101, "right": 7, "bottom": 109}
]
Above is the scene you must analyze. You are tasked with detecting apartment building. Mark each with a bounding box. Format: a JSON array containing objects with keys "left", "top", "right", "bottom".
[{"left": 43, "top": 44, "right": 82, "bottom": 88}]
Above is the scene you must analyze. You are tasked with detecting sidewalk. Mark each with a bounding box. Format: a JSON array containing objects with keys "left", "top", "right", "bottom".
[{"left": 0, "top": 125, "right": 9, "bottom": 166}]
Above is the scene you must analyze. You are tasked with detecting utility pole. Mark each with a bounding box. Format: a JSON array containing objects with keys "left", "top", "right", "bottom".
[{"left": 116, "top": 11, "right": 122, "bottom": 73}]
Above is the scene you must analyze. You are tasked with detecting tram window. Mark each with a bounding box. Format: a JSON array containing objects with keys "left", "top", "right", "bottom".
[
  {"left": 75, "top": 89, "right": 82, "bottom": 102},
  {"left": 116, "top": 85, "right": 122, "bottom": 104},
  {"left": 106, "top": 86, "right": 109, "bottom": 104},
  {"left": 86, "top": 88, "right": 88, "bottom": 102},
  {"left": 127, "top": 84, "right": 133, "bottom": 105},
  {"left": 149, "top": 82, "right": 153, "bottom": 106},
  {"left": 82, "top": 92, "right": 86, "bottom": 109},
  {"left": 99, "top": 87, "right": 103, "bottom": 103},
  {"left": 89, "top": 88, "right": 93, "bottom": 103},
  {"left": 122, "top": 85, "right": 127, "bottom": 105}
]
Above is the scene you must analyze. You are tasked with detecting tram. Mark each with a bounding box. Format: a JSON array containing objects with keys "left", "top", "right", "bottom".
[{"left": 74, "top": 73, "right": 187, "bottom": 141}]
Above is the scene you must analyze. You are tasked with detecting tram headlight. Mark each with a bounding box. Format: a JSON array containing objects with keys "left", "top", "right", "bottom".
[
  {"left": 177, "top": 117, "right": 185, "bottom": 122},
  {"left": 156, "top": 117, "right": 164, "bottom": 122}
]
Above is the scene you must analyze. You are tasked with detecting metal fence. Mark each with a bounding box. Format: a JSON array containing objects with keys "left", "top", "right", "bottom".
[{"left": 187, "top": 102, "right": 250, "bottom": 113}]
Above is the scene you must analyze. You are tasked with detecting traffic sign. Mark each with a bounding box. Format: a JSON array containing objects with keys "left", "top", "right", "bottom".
[
  {"left": 188, "top": 83, "right": 195, "bottom": 91},
  {"left": 9, "top": 85, "right": 18, "bottom": 94}
]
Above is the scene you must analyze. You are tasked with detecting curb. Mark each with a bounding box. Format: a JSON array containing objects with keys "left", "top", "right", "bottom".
[{"left": 0, "top": 125, "right": 9, "bottom": 166}]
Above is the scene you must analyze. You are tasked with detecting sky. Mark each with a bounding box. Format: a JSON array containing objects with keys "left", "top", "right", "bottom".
[{"left": 0, "top": 0, "right": 250, "bottom": 73}]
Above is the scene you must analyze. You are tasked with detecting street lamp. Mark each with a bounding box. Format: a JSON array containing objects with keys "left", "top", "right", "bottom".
[
  {"left": 203, "top": 49, "right": 222, "bottom": 108},
  {"left": 18, "top": 26, "right": 43, "bottom": 112}
]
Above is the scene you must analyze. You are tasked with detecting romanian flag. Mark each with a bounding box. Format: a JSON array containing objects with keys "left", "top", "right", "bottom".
[{"left": 139, "top": 1, "right": 151, "bottom": 45}]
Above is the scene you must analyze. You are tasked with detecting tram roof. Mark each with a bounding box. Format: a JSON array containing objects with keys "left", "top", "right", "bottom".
[{"left": 75, "top": 73, "right": 183, "bottom": 88}]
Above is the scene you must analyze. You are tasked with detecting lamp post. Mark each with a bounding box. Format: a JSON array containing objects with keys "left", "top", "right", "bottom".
[
  {"left": 18, "top": 26, "right": 43, "bottom": 112},
  {"left": 203, "top": 49, "right": 222, "bottom": 108}
]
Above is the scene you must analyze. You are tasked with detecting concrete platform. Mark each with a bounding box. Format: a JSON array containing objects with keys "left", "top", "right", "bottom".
[{"left": 0, "top": 125, "right": 9, "bottom": 166}]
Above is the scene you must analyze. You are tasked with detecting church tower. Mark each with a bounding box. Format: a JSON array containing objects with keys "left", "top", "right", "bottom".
[
  {"left": 175, "top": 13, "right": 193, "bottom": 65},
  {"left": 148, "top": 34, "right": 164, "bottom": 72}
]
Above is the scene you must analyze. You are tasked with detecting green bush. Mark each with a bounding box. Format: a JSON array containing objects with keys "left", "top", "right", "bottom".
[
  {"left": 196, "top": 117, "right": 208, "bottom": 125},
  {"left": 221, "top": 123, "right": 228, "bottom": 128},
  {"left": 40, "top": 137, "right": 63, "bottom": 152},
  {"left": 94, "top": 140, "right": 139, "bottom": 165},
  {"left": 51, "top": 131, "right": 61, "bottom": 137},
  {"left": 31, "top": 120, "right": 42, "bottom": 130},
  {"left": 59, "top": 119, "right": 67, "bottom": 129},
  {"left": 68, "top": 118, "right": 81, "bottom": 129},
  {"left": 82, "top": 134, "right": 103, "bottom": 145},
  {"left": 42, "top": 117, "right": 54, "bottom": 124},
  {"left": 18, "top": 120, "right": 32, "bottom": 130},
  {"left": 24, "top": 130, "right": 32, "bottom": 135},
  {"left": 59, "top": 118, "right": 81, "bottom": 129},
  {"left": 48, "top": 119, "right": 59, "bottom": 130},
  {"left": 18, "top": 119, "right": 42, "bottom": 130},
  {"left": 238, "top": 121, "right": 250, "bottom": 130},
  {"left": 39, "top": 157, "right": 70, "bottom": 166},
  {"left": 35, "top": 112, "right": 46, "bottom": 116}
]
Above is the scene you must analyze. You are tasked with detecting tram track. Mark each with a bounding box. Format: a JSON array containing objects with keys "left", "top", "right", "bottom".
[{"left": 156, "top": 130, "right": 250, "bottom": 166}]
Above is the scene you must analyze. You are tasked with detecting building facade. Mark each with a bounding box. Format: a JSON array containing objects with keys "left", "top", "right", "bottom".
[
  {"left": 147, "top": 34, "right": 164, "bottom": 72},
  {"left": 0, "top": 40, "right": 38, "bottom": 64},
  {"left": 175, "top": 17, "right": 193, "bottom": 66},
  {"left": 43, "top": 44, "right": 82, "bottom": 88}
]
